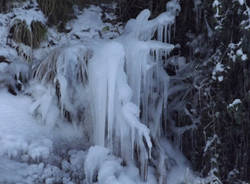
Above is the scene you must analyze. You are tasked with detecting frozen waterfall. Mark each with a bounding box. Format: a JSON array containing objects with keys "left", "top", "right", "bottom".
[{"left": 30, "top": 0, "right": 197, "bottom": 183}]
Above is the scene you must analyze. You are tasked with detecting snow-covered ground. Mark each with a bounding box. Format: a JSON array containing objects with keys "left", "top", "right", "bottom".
[
  {"left": 0, "top": 90, "right": 163, "bottom": 184},
  {"left": 0, "top": 90, "right": 87, "bottom": 183}
]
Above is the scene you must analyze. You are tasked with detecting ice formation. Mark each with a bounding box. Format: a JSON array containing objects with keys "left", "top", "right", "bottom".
[
  {"left": 0, "top": 0, "right": 202, "bottom": 183},
  {"left": 30, "top": 0, "right": 190, "bottom": 183}
]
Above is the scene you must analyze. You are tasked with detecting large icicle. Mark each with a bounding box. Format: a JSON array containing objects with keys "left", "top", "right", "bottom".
[
  {"left": 88, "top": 41, "right": 152, "bottom": 168},
  {"left": 88, "top": 41, "right": 124, "bottom": 147}
]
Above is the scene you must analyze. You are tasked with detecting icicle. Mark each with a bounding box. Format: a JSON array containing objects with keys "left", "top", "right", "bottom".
[
  {"left": 88, "top": 41, "right": 152, "bottom": 172},
  {"left": 157, "top": 25, "right": 163, "bottom": 42},
  {"left": 88, "top": 42, "right": 122, "bottom": 146}
]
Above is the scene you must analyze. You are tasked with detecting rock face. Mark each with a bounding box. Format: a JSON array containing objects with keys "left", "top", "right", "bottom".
[{"left": 37, "top": 0, "right": 75, "bottom": 29}]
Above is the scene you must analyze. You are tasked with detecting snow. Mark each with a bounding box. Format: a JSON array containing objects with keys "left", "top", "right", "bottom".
[
  {"left": 228, "top": 99, "right": 242, "bottom": 108},
  {"left": 236, "top": 48, "right": 243, "bottom": 56},
  {"left": 215, "top": 63, "right": 224, "bottom": 72},
  {"left": 11, "top": 6, "right": 46, "bottom": 27},
  {"left": 236, "top": 48, "right": 248, "bottom": 61},
  {"left": 0, "top": 0, "right": 46, "bottom": 64},
  {"left": 84, "top": 146, "right": 111, "bottom": 183},
  {"left": 0, "top": 90, "right": 88, "bottom": 184},
  {"left": 241, "top": 54, "right": 248, "bottom": 61},
  {"left": 67, "top": 5, "right": 104, "bottom": 39},
  {"left": 218, "top": 76, "right": 224, "bottom": 82},
  {"left": 0, "top": 56, "right": 29, "bottom": 94},
  {"left": 238, "top": 0, "right": 244, "bottom": 6},
  {"left": 212, "top": 63, "right": 224, "bottom": 81},
  {"left": 84, "top": 146, "right": 158, "bottom": 184},
  {"left": 213, "top": 0, "right": 220, "bottom": 19},
  {"left": 213, "top": 0, "right": 220, "bottom": 8},
  {"left": 204, "top": 134, "right": 218, "bottom": 153}
]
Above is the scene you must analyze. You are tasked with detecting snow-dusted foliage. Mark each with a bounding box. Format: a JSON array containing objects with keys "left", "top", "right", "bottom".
[{"left": 33, "top": 44, "right": 91, "bottom": 124}]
